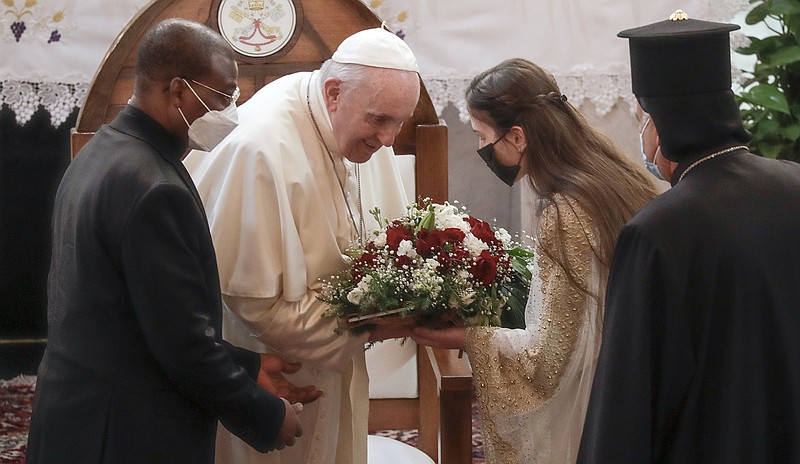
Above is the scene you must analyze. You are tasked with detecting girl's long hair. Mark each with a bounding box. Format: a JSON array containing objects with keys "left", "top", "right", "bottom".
[{"left": 467, "top": 58, "right": 659, "bottom": 295}]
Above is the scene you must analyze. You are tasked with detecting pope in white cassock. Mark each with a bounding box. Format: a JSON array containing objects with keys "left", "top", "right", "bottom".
[{"left": 184, "top": 27, "right": 421, "bottom": 464}]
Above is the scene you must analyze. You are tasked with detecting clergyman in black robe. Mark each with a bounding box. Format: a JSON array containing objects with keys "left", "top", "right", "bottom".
[{"left": 578, "top": 11, "right": 800, "bottom": 463}]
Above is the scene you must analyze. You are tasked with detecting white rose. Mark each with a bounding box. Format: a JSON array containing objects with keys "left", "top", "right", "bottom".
[
  {"left": 424, "top": 258, "right": 440, "bottom": 271},
  {"left": 347, "top": 288, "right": 363, "bottom": 305},
  {"left": 373, "top": 232, "right": 387, "bottom": 248},
  {"left": 463, "top": 233, "right": 488, "bottom": 256},
  {"left": 432, "top": 203, "right": 470, "bottom": 232},
  {"left": 495, "top": 228, "right": 512, "bottom": 247},
  {"left": 347, "top": 275, "right": 373, "bottom": 305},
  {"left": 397, "top": 239, "right": 418, "bottom": 258}
]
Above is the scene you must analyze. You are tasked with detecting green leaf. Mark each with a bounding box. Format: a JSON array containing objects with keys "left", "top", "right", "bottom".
[
  {"left": 500, "top": 291, "right": 526, "bottom": 329},
  {"left": 785, "top": 14, "right": 800, "bottom": 36},
  {"left": 417, "top": 208, "right": 435, "bottom": 231},
  {"left": 737, "top": 36, "right": 766, "bottom": 55},
  {"left": 770, "top": 0, "right": 800, "bottom": 15},
  {"left": 746, "top": 2, "right": 769, "bottom": 24},
  {"left": 764, "top": 45, "right": 800, "bottom": 66},
  {"left": 758, "top": 142, "right": 784, "bottom": 158},
  {"left": 743, "top": 84, "right": 791, "bottom": 113},
  {"left": 699, "top": 0, "right": 799, "bottom": 190},
  {"left": 753, "top": 62, "right": 775, "bottom": 76},
  {"left": 511, "top": 259, "right": 532, "bottom": 281},
  {"left": 507, "top": 246, "right": 534, "bottom": 259},
  {"left": 758, "top": 35, "right": 791, "bottom": 53},
  {"left": 499, "top": 276, "right": 529, "bottom": 329},
  {"left": 755, "top": 114, "right": 782, "bottom": 133},
  {"left": 783, "top": 123, "right": 800, "bottom": 140}
]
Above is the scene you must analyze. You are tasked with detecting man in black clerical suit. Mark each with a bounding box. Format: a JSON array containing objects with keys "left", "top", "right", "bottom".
[
  {"left": 26, "top": 18, "right": 315, "bottom": 464},
  {"left": 578, "top": 11, "right": 800, "bottom": 463}
]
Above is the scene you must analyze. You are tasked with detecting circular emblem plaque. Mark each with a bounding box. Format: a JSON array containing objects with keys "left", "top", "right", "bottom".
[{"left": 217, "top": 0, "right": 297, "bottom": 58}]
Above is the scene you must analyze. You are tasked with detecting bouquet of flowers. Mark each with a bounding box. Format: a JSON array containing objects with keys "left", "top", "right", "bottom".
[{"left": 320, "top": 200, "right": 534, "bottom": 333}]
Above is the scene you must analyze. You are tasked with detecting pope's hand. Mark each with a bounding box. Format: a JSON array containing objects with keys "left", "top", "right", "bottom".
[
  {"left": 258, "top": 354, "right": 323, "bottom": 405},
  {"left": 270, "top": 397, "right": 303, "bottom": 451},
  {"left": 411, "top": 326, "right": 467, "bottom": 351}
]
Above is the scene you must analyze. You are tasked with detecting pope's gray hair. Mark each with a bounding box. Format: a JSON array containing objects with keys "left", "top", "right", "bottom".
[{"left": 318, "top": 60, "right": 371, "bottom": 94}]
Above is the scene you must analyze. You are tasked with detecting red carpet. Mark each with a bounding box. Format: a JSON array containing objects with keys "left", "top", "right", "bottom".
[
  {"left": 0, "top": 376, "right": 34, "bottom": 464},
  {"left": 0, "top": 376, "right": 485, "bottom": 463}
]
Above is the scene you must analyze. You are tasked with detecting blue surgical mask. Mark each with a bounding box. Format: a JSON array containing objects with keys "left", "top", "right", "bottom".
[
  {"left": 639, "top": 115, "right": 665, "bottom": 181},
  {"left": 477, "top": 131, "right": 521, "bottom": 187}
]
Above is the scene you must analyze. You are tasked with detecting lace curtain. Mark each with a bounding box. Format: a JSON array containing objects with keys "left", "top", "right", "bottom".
[
  {"left": 0, "top": 0, "right": 149, "bottom": 127},
  {"left": 372, "top": 0, "right": 750, "bottom": 121},
  {"left": 0, "top": 0, "right": 749, "bottom": 128}
]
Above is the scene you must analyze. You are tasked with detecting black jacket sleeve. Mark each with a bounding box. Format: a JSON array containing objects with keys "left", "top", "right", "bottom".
[
  {"left": 121, "top": 183, "right": 284, "bottom": 452},
  {"left": 223, "top": 340, "right": 261, "bottom": 380}
]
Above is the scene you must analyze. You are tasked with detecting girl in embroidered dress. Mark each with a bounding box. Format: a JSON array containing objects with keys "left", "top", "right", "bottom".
[{"left": 412, "top": 58, "right": 659, "bottom": 463}]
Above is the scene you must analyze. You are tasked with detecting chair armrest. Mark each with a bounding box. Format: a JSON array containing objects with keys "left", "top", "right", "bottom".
[
  {"left": 427, "top": 347, "right": 472, "bottom": 392},
  {"left": 422, "top": 347, "right": 473, "bottom": 464}
]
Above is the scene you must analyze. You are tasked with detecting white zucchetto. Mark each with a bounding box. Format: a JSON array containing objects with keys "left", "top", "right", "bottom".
[{"left": 331, "top": 26, "right": 419, "bottom": 73}]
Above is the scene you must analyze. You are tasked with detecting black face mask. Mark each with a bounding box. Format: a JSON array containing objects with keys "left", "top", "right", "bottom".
[{"left": 477, "top": 133, "right": 520, "bottom": 187}]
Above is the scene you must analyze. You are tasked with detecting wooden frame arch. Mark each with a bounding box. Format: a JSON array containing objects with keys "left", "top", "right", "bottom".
[{"left": 70, "top": 0, "right": 446, "bottom": 204}]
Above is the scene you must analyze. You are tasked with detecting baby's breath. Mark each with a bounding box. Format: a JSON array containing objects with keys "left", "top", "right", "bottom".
[{"left": 319, "top": 200, "right": 534, "bottom": 333}]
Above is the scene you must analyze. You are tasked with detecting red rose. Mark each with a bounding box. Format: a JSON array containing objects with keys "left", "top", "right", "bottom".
[
  {"left": 470, "top": 220, "right": 500, "bottom": 246},
  {"left": 470, "top": 250, "right": 498, "bottom": 285},
  {"left": 437, "top": 245, "right": 470, "bottom": 271},
  {"left": 352, "top": 250, "right": 378, "bottom": 280},
  {"left": 442, "top": 228, "right": 466, "bottom": 243},
  {"left": 416, "top": 229, "right": 446, "bottom": 256},
  {"left": 394, "top": 255, "right": 414, "bottom": 268},
  {"left": 386, "top": 225, "right": 414, "bottom": 250}
]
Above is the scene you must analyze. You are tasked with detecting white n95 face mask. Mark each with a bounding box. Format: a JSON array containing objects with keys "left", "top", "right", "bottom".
[
  {"left": 184, "top": 102, "right": 238, "bottom": 152},
  {"left": 177, "top": 79, "right": 239, "bottom": 152}
]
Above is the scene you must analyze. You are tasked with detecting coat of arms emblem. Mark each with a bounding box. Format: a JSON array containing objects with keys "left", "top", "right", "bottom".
[{"left": 217, "top": 0, "right": 297, "bottom": 57}]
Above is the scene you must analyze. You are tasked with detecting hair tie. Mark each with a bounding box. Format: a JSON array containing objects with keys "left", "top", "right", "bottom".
[{"left": 548, "top": 92, "right": 567, "bottom": 103}]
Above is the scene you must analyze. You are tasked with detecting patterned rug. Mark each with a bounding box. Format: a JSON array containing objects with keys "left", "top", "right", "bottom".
[
  {"left": 0, "top": 376, "right": 34, "bottom": 464},
  {"left": 372, "top": 398, "right": 486, "bottom": 463},
  {"left": 0, "top": 376, "right": 485, "bottom": 463}
]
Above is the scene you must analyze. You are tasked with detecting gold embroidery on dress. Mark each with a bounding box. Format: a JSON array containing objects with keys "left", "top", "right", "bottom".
[{"left": 465, "top": 194, "right": 596, "bottom": 463}]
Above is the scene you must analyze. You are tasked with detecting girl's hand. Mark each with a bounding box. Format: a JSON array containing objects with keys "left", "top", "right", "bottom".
[{"left": 411, "top": 326, "right": 466, "bottom": 350}]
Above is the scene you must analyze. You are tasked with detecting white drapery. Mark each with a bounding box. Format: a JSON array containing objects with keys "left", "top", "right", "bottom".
[
  {"left": 0, "top": 0, "right": 749, "bottom": 127},
  {"left": 371, "top": 0, "right": 749, "bottom": 121}
]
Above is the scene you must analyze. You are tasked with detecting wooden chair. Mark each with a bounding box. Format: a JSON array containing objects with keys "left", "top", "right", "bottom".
[{"left": 70, "top": 1, "right": 473, "bottom": 462}]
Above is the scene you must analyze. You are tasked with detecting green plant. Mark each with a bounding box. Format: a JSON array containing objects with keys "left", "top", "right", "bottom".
[{"left": 736, "top": 0, "right": 800, "bottom": 161}]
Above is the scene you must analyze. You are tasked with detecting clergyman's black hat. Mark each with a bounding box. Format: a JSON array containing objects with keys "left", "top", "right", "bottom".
[
  {"left": 618, "top": 10, "right": 740, "bottom": 97},
  {"left": 617, "top": 10, "right": 750, "bottom": 166}
]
